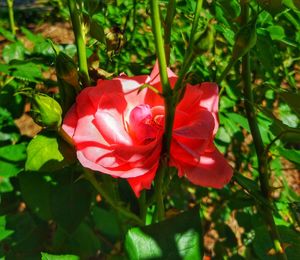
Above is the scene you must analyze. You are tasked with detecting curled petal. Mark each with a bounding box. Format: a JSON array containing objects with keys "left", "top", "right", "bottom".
[
  {"left": 177, "top": 83, "right": 219, "bottom": 134},
  {"left": 93, "top": 109, "right": 133, "bottom": 146},
  {"left": 173, "top": 147, "right": 233, "bottom": 188},
  {"left": 77, "top": 149, "right": 156, "bottom": 178},
  {"left": 127, "top": 165, "right": 158, "bottom": 197},
  {"left": 62, "top": 105, "right": 77, "bottom": 138}
]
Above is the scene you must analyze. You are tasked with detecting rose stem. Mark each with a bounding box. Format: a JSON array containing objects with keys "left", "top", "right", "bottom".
[
  {"left": 150, "top": 0, "right": 174, "bottom": 221},
  {"left": 150, "top": 0, "right": 204, "bottom": 222},
  {"left": 240, "top": 1, "right": 287, "bottom": 259},
  {"left": 6, "top": 0, "right": 16, "bottom": 35},
  {"left": 164, "top": 0, "right": 176, "bottom": 66},
  {"left": 138, "top": 191, "right": 147, "bottom": 223},
  {"left": 67, "top": 0, "right": 90, "bottom": 87},
  {"left": 84, "top": 169, "right": 144, "bottom": 226}
]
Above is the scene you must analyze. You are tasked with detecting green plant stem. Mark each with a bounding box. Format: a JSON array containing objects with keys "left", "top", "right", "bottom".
[
  {"left": 217, "top": 58, "right": 236, "bottom": 92},
  {"left": 240, "top": 1, "right": 287, "bottom": 259},
  {"left": 6, "top": 0, "right": 16, "bottom": 35},
  {"left": 164, "top": 0, "right": 176, "bottom": 65},
  {"left": 150, "top": 0, "right": 175, "bottom": 221},
  {"left": 83, "top": 169, "right": 143, "bottom": 226},
  {"left": 150, "top": 0, "right": 172, "bottom": 96},
  {"left": 173, "top": 0, "right": 203, "bottom": 99},
  {"left": 138, "top": 191, "right": 147, "bottom": 224},
  {"left": 68, "top": 0, "right": 90, "bottom": 87},
  {"left": 190, "top": 0, "right": 203, "bottom": 39},
  {"left": 150, "top": 0, "right": 204, "bottom": 222}
]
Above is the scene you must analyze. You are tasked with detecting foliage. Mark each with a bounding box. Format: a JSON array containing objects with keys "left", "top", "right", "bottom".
[{"left": 0, "top": 0, "right": 300, "bottom": 259}]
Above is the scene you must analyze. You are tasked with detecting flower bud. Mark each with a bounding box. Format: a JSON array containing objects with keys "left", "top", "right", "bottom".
[
  {"left": 55, "top": 52, "right": 79, "bottom": 89},
  {"left": 193, "top": 23, "right": 215, "bottom": 54},
  {"left": 31, "top": 94, "right": 62, "bottom": 129},
  {"left": 232, "top": 20, "right": 257, "bottom": 61}
]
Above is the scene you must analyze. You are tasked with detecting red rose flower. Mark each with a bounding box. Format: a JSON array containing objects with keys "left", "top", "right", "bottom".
[{"left": 62, "top": 63, "right": 232, "bottom": 196}]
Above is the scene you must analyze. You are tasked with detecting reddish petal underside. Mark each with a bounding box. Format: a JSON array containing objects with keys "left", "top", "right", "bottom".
[
  {"left": 173, "top": 146, "right": 233, "bottom": 188},
  {"left": 127, "top": 164, "right": 158, "bottom": 197}
]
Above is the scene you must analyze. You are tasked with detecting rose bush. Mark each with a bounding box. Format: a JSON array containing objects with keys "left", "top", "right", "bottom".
[{"left": 62, "top": 63, "right": 232, "bottom": 196}]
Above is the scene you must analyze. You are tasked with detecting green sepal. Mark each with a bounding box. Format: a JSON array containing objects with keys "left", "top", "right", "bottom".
[{"left": 31, "top": 94, "right": 62, "bottom": 129}]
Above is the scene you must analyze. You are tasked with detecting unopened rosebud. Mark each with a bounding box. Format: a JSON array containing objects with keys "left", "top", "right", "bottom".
[
  {"left": 232, "top": 20, "right": 257, "bottom": 61},
  {"left": 31, "top": 94, "right": 62, "bottom": 129},
  {"left": 55, "top": 52, "right": 79, "bottom": 89},
  {"left": 193, "top": 23, "right": 215, "bottom": 54}
]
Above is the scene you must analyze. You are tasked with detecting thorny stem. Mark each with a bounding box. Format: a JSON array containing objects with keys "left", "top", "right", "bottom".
[
  {"left": 240, "top": 1, "right": 287, "bottom": 259},
  {"left": 150, "top": 0, "right": 174, "bottom": 221},
  {"left": 68, "top": 0, "right": 90, "bottom": 87},
  {"left": 150, "top": 0, "right": 204, "bottom": 222}
]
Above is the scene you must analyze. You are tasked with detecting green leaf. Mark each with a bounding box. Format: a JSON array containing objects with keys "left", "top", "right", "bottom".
[
  {"left": 234, "top": 174, "right": 272, "bottom": 209},
  {"left": 278, "top": 147, "right": 300, "bottom": 164},
  {"left": 279, "top": 91, "right": 300, "bottom": 117},
  {"left": 283, "top": 0, "right": 300, "bottom": 9},
  {"left": 0, "top": 177, "right": 13, "bottom": 193},
  {"left": 50, "top": 177, "right": 92, "bottom": 233},
  {"left": 90, "top": 17, "right": 106, "bottom": 43},
  {"left": 125, "top": 207, "right": 203, "bottom": 260},
  {"left": 2, "top": 42, "right": 25, "bottom": 63},
  {"left": 266, "top": 25, "right": 286, "bottom": 41},
  {"left": 18, "top": 172, "right": 52, "bottom": 221},
  {"left": 26, "top": 134, "right": 63, "bottom": 171},
  {"left": 0, "top": 143, "right": 27, "bottom": 178},
  {"left": 0, "top": 27, "right": 16, "bottom": 42},
  {"left": 41, "top": 252, "right": 80, "bottom": 260},
  {"left": 9, "top": 62, "right": 43, "bottom": 83},
  {"left": 3, "top": 212, "right": 49, "bottom": 258},
  {"left": 25, "top": 134, "right": 75, "bottom": 172},
  {"left": 256, "top": 32, "right": 275, "bottom": 73},
  {"left": 253, "top": 225, "right": 300, "bottom": 259},
  {"left": 0, "top": 215, "right": 14, "bottom": 241},
  {"left": 226, "top": 113, "right": 250, "bottom": 132},
  {"left": 51, "top": 222, "right": 103, "bottom": 258},
  {"left": 0, "top": 62, "right": 43, "bottom": 83},
  {"left": 92, "top": 206, "right": 121, "bottom": 240},
  {"left": 217, "top": 0, "right": 240, "bottom": 19}
]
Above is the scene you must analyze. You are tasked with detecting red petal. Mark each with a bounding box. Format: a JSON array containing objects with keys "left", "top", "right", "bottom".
[
  {"left": 173, "top": 147, "right": 232, "bottom": 188},
  {"left": 127, "top": 165, "right": 157, "bottom": 197}
]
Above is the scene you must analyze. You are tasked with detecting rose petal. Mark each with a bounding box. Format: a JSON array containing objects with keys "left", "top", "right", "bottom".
[
  {"left": 127, "top": 165, "right": 157, "bottom": 197},
  {"left": 177, "top": 83, "right": 219, "bottom": 134},
  {"left": 148, "top": 60, "right": 177, "bottom": 87},
  {"left": 73, "top": 114, "right": 109, "bottom": 147},
  {"left": 93, "top": 109, "right": 133, "bottom": 146},
  {"left": 77, "top": 149, "right": 155, "bottom": 178},
  {"left": 171, "top": 109, "right": 215, "bottom": 161},
  {"left": 173, "top": 109, "right": 215, "bottom": 139},
  {"left": 62, "top": 105, "right": 77, "bottom": 137},
  {"left": 129, "top": 104, "right": 160, "bottom": 143},
  {"left": 173, "top": 147, "right": 233, "bottom": 188}
]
